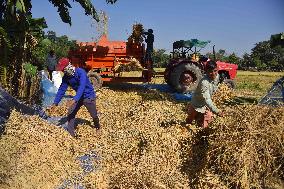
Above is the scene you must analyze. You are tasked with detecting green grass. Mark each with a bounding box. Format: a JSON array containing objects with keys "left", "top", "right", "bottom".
[
  {"left": 235, "top": 71, "right": 283, "bottom": 99},
  {"left": 236, "top": 71, "right": 283, "bottom": 76}
]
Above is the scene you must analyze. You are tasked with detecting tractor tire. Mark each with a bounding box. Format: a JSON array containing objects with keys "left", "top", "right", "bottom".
[
  {"left": 169, "top": 63, "right": 202, "bottom": 93},
  {"left": 88, "top": 71, "right": 103, "bottom": 91},
  {"left": 223, "top": 79, "right": 236, "bottom": 89}
]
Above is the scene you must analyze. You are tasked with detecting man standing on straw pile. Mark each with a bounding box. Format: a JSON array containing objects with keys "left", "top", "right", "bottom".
[
  {"left": 143, "top": 29, "right": 154, "bottom": 61},
  {"left": 186, "top": 60, "right": 224, "bottom": 128},
  {"left": 51, "top": 58, "right": 100, "bottom": 137}
]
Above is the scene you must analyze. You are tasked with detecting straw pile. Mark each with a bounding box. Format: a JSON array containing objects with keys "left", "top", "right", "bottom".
[
  {"left": 0, "top": 111, "right": 80, "bottom": 189},
  {"left": 0, "top": 85, "right": 283, "bottom": 189},
  {"left": 127, "top": 23, "right": 144, "bottom": 44},
  {"left": 212, "top": 83, "right": 235, "bottom": 107},
  {"left": 113, "top": 57, "right": 144, "bottom": 73},
  {"left": 190, "top": 105, "right": 284, "bottom": 188}
]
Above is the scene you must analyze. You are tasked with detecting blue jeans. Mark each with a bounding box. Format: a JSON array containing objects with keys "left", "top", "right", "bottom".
[{"left": 67, "top": 98, "right": 99, "bottom": 136}]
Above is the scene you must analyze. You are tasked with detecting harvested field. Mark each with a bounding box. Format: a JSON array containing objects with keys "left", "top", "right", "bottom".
[{"left": 0, "top": 72, "right": 284, "bottom": 189}]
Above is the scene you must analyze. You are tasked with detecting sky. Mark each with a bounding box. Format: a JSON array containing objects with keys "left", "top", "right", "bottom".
[{"left": 31, "top": 0, "right": 284, "bottom": 57}]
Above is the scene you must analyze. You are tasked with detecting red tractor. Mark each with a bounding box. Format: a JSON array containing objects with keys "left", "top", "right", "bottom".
[{"left": 164, "top": 40, "right": 238, "bottom": 93}]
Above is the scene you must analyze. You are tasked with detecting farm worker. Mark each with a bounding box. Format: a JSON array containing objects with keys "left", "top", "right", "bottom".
[
  {"left": 186, "top": 60, "right": 224, "bottom": 128},
  {"left": 51, "top": 58, "right": 100, "bottom": 137},
  {"left": 45, "top": 50, "right": 57, "bottom": 81},
  {"left": 143, "top": 29, "right": 154, "bottom": 61}
]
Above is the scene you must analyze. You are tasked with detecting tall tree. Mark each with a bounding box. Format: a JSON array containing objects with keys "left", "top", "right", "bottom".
[
  {"left": 226, "top": 53, "right": 240, "bottom": 64},
  {"left": 152, "top": 49, "right": 170, "bottom": 68},
  {"left": 239, "top": 53, "right": 252, "bottom": 69},
  {"left": 250, "top": 40, "right": 283, "bottom": 70}
]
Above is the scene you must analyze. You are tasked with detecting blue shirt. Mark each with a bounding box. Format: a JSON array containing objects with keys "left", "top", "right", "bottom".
[{"left": 53, "top": 68, "right": 96, "bottom": 105}]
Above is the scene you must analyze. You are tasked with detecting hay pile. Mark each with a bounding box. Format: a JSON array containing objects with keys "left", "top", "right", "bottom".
[
  {"left": 0, "top": 85, "right": 283, "bottom": 189},
  {"left": 113, "top": 57, "right": 144, "bottom": 73},
  {"left": 192, "top": 105, "right": 284, "bottom": 188},
  {"left": 0, "top": 111, "right": 80, "bottom": 188},
  {"left": 127, "top": 23, "right": 144, "bottom": 44},
  {"left": 212, "top": 83, "right": 235, "bottom": 107}
]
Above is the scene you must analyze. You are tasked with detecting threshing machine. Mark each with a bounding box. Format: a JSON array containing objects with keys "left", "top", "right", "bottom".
[{"left": 68, "top": 33, "right": 153, "bottom": 89}]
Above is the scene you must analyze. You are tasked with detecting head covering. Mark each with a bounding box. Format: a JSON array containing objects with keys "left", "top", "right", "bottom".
[
  {"left": 56, "top": 58, "right": 70, "bottom": 71},
  {"left": 64, "top": 63, "right": 76, "bottom": 76}
]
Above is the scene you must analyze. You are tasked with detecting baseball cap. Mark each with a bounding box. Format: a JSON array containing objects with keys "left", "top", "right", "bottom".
[{"left": 56, "top": 58, "right": 70, "bottom": 71}]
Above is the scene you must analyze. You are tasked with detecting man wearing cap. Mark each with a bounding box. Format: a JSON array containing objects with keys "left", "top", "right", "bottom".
[{"left": 52, "top": 58, "right": 100, "bottom": 137}]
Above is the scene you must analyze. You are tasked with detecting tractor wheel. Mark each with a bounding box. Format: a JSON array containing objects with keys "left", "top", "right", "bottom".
[
  {"left": 169, "top": 63, "right": 202, "bottom": 93},
  {"left": 223, "top": 79, "right": 236, "bottom": 89},
  {"left": 88, "top": 71, "right": 103, "bottom": 91}
]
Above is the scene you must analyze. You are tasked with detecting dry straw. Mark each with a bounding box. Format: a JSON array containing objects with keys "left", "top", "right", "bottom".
[
  {"left": 0, "top": 84, "right": 283, "bottom": 188},
  {"left": 113, "top": 57, "right": 144, "bottom": 73}
]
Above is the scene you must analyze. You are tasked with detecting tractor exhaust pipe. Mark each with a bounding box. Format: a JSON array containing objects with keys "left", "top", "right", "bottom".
[{"left": 213, "top": 45, "right": 216, "bottom": 61}]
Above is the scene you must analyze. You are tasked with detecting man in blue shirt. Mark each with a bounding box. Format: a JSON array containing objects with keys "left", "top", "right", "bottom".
[{"left": 52, "top": 58, "right": 100, "bottom": 137}]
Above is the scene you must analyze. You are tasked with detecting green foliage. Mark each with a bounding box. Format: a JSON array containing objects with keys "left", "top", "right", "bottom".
[
  {"left": 242, "top": 37, "right": 284, "bottom": 71},
  {"left": 24, "top": 63, "right": 37, "bottom": 77},
  {"left": 48, "top": 0, "right": 118, "bottom": 25},
  {"left": 205, "top": 49, "right": 229, "bottom": 62},
  {"left": 152, "top": 49, "right": 170, "bottom": 68},
  {"left": 226, "top": 53, "right": 240, "bottom": 64},
  {"left": 31, "top": 31, "right": 77, "bottom": 70},
  {"left": 270, "top": 32, "right": 284, "bottom": 48},
  {"left": 0, "top": 26, "right": 12, "bottom": 87},
  {"left": 253, "top": 56, "right": 267, "bottom": 70},
  {"left": 106, "top": 0, "right": 118, "bottom": 3},
  {"left": 239, "top": 53, "right": 251, "bottom": 69},
  {"left": 237, "top": 81, "right": 262, "bottom": 91}
]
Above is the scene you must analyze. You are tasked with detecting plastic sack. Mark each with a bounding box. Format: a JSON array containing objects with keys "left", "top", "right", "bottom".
[
  {"left": 40, "top": 70, "right": 58, "bottom": 107},
  {"left": 52, "top": 71, "right": 62, "bottom": 89}
]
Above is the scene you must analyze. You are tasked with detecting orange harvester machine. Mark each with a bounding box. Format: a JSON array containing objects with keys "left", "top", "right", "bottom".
[{"left": 68, "top": 34, "right": 153, "bottom": 82}]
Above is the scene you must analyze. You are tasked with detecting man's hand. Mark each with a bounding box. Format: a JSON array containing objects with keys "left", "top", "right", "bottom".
[{"left": 67, "top": 99, "right": 76, "bottom": 109}]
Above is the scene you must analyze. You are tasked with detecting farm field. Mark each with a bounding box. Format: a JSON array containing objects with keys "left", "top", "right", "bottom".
[
  {"left": 234, "top": 71, "right": 283, "bottom": 99},
  {"left": 0, "top": 70, "right": 283, "bottom": 189}
]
